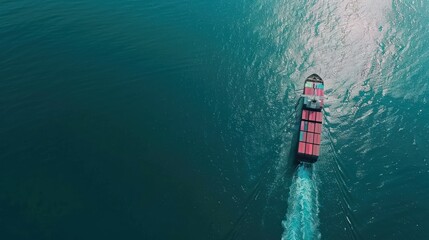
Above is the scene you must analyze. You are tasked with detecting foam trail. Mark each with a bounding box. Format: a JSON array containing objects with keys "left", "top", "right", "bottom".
[{"left": 282, "top": 164, "right": 320, "bottom": 240}]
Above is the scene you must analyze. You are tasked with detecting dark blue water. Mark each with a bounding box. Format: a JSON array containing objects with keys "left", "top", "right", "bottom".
[{"left": 1, "top": 0, "right": 429, "bottom": 239}]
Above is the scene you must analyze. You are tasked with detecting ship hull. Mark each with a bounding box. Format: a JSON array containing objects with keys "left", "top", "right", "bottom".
[{"left": 295, "top": 74, "right": 324, "bottom": 163}]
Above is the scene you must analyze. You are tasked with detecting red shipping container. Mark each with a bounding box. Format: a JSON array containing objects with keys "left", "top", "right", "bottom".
[
  {"left": 313, "top": 145, "right": 320, "bottom": 156},
  {"left": 300, "top": 121, "right": 305, "bottom": 131},
  {"left": 298, "top": 142, "right": 305, "bottom": 153},
  {"left": 305, "top": 143, "right": 313, "bottom": 155},
  {"left": 304, "top": 87, "right": 314, "bottom": 95},
  {"left": 309, "top": 111, "right": 316, "bottom": 121},
  {"left": 313, "top": 133, "right": 321, "bottom": 145},
  {"left": 302, "top": 110, "right": 308, "bottom": 120},
  {"left": 308, "top": 122, "right": 315, "bottom": 132},
  {"left": 314, "top": 123, "right": 322, "bottom": 134},
  {"left": 316, "top": 112, "right": 323, "bottom": 122},
  {"left": 307, "top": 132, "right": 314, "bottom": 143}
]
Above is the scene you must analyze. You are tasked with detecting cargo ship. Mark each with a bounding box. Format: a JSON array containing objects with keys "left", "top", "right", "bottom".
[{"left": 296, "top": 74, "right": 324, "bottom": 163}]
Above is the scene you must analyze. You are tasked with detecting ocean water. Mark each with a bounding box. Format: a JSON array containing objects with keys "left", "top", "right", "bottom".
[{"left": 1, "top": 0, "right": 429, "bottom": 239}]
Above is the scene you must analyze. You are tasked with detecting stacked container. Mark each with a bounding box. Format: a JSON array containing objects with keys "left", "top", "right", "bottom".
[{"left": 297, "top": 79, "right": 324, "bottom": 162}]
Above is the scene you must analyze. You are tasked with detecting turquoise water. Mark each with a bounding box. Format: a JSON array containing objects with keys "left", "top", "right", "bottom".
[
  {"left": 282, "top": 165, "right": 320, "bottom": 240},
  {"left": 1, "top": 0, "right": 429, "bottom": 239}
]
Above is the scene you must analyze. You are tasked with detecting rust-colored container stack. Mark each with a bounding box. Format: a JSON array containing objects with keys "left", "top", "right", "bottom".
[
  {"left": 297, "top": 77, "right": 324, "bottom": 163},
  {"left": 297, "top": 109, "right": 322, "bottom": 157}
]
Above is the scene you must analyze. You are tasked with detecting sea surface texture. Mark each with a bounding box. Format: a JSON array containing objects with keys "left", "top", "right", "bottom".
[{"left": 1, "top": 0, "right": 428, "bottom": 239}]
